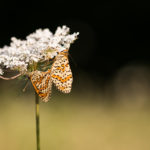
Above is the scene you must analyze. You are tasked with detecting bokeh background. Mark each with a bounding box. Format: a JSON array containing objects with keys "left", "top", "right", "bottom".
[{"left": 0, "top": 0, "right": 150, "bottom": 150}]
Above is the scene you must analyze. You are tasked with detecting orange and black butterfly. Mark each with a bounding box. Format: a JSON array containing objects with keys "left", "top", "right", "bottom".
[
  {"left": 29, "top": 69, "right": 52, "bottom": 102},
  {"left": 51, "top": 49, "right": 73, "bottom": 93}
]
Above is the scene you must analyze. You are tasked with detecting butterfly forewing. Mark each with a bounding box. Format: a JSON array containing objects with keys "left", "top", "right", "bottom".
[
  {"left": 51, "top": 52, "right": 73, "bottom": 93},
  {"left": 30, "top": 69, "right": 52, "bottom": 102}
]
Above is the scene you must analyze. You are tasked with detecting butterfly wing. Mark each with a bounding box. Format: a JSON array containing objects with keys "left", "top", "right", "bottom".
[
  {"left": 51, "top": 54, "right": 73, "bottom": 93},
  {"left": 30, "top": 69, "right": 52, "bottom": 102}
]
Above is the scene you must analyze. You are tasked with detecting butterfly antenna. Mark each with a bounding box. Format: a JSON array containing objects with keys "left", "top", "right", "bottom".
[
  {"left": 68, "top": 53, "right": 78, "bottom": 68},
  {"left": 22, "top": 79, "right": 30, "bottom": 92}
]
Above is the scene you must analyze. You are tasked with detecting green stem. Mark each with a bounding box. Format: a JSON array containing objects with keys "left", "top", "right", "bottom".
[{"left": 35, "top": 92, "right": 40, "bottom": 150}]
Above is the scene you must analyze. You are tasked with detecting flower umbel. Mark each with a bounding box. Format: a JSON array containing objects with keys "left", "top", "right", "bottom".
[{"left": 0, "top": 25, "right": 79, "bottom": 74}]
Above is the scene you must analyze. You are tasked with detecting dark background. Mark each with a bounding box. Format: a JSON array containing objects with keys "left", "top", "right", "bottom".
[
  {"left": 1, "top": 2, "right": 150, "bottom": 149},
  {"left": 0, "top": 0, "right": 150, "bottom": 81}
]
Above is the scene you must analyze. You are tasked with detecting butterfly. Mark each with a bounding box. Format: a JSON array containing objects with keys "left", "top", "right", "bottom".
[
  {"left": 29, "top": 69, "right": 52, "bottom": 102},
  {"left": 51, "top": 49, "right": 73, "bottom": 93}
]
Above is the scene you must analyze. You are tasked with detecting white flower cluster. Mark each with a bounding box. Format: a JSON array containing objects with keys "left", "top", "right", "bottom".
[{"left": 0, "top": 26, "right": 79, "bottom": 75}]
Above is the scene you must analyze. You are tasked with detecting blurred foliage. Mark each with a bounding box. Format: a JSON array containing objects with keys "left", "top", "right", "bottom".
[
  {"left": 1, "top": 65, "right": 150, "bottom": 150},
  {"left": 0, "top": 86, "right": 150, "bottom": 150}
]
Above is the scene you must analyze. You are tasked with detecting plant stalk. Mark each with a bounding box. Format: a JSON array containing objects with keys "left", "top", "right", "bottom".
[{"left": 35, "top": 92, "right": 40, "bottom": 150}]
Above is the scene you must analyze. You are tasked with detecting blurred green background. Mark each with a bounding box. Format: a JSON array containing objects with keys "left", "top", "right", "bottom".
[{"left": 1, "top": 65, "right": 150, "bottom": 150}]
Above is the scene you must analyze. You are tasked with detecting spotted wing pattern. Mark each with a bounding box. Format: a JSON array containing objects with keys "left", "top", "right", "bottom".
[
  {"left": 30, "top": 69, "right": 52, "bottom": 102},
  {"left": 51, "top": 50, "right": 73, "bottom": 93}
]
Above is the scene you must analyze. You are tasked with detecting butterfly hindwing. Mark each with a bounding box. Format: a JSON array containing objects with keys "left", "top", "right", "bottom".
[
  {"left": 30, "top": 69, "right": 52, "bottom": 102},
  {"left": 51, "top": 50, "right": 73, "bottom": 93}
]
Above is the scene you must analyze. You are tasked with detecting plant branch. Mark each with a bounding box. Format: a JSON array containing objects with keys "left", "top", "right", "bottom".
[{"left": 0, "top": 73, "right": 22, "bottom": 80}]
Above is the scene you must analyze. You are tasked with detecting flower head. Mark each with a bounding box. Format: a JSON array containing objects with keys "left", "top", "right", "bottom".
[{"left": 0, "top": 26, "right": 79, "bottom": 74}]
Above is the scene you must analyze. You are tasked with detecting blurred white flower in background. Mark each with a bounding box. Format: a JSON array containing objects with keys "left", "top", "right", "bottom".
[{"left": 0, "top": 26, "right": 79, "bottom": 74}]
